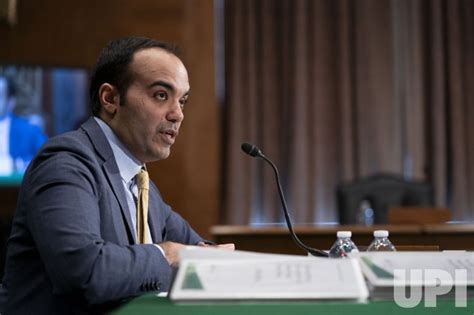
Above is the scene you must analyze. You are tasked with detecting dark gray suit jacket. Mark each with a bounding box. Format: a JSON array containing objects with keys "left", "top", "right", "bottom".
[{"left": 0, "top": 117, "right": 203, "bottom": 314}]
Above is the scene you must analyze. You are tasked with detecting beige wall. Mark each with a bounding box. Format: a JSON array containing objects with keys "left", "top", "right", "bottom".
[{"left": 0, "top": 0, "right": 220, "bottom": 238}]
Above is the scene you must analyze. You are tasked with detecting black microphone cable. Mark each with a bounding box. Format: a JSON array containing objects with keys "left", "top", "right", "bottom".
[{"left": 241, "top": 143, "right": 329, "bottom": 257}]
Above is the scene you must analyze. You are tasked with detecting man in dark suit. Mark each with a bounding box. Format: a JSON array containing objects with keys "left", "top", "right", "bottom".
[
  {"left": 0, "top": 37, "right": 233, "bottom": 314},
  {"left": 0, "top": 75, "right": 47, "bottom": 174}
]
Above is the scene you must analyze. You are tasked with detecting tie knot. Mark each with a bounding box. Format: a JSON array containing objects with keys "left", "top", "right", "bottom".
[{"left": 135, "top": 169, "right": 149, "bottom": 190}]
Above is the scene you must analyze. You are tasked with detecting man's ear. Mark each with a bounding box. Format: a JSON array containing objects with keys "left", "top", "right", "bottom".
[{"left": 98, "top": 83, "right": 120, "bottom": 116}]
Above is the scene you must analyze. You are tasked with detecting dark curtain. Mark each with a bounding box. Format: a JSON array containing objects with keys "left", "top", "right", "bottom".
[{"left": 223, "top": 0, "right": 474, "bottom": 224}]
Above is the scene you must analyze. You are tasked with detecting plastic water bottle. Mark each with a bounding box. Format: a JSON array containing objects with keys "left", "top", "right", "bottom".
[
  {"left": 356, "top": 200, "right": 374, "bottom": 226},
  {"left": 328, "top": 231, "right": 359, "bottom": 258},
  {"left": 367, "top": 230, "right": 396, "bottom": 251}
]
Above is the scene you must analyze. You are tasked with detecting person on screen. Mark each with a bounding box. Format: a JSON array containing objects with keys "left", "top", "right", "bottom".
[
  {"left": 0, "top": 37, "right": 234, "bottom": 314},
  {"left": 0, "top": 75, "right": 47, "bottom": 175}
]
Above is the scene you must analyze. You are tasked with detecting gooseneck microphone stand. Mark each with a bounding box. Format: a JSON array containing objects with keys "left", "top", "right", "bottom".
[{"left": 241, "top": 143, "right": 329, "bottom": 258}]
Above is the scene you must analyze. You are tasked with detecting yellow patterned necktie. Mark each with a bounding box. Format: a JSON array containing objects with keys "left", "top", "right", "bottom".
[{"left": 135, "top": 169, "right": 151, "bottom": 244}]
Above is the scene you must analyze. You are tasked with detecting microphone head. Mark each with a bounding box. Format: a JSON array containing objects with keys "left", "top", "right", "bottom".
[{"left": 241, "top": 143, "right": 262, "bottom": 157}]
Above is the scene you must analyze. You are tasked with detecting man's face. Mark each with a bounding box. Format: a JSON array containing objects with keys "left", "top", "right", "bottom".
[
  {"left": 109, "top": 48, "right": 190, "bottom": 163},
  {"left": 0, "top": 77, "right": 9, "bottom": 118}
]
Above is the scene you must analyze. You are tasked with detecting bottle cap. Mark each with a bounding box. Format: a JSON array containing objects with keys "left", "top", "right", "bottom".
[
  {"left": 337, "top": 231, "right": 352, "bottom": 238},
  {"left": 373, "top": 230, "right": 389, "bottom": 237}
]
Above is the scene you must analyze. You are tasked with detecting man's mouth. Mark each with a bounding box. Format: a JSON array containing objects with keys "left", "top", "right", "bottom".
[{"left": 160, "top": 128, "right": 178, "bottom": 145}]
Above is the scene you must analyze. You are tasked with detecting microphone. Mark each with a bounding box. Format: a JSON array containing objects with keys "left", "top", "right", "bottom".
[{"left": 241, "top": 142, "right": 329, "bottom": 257}]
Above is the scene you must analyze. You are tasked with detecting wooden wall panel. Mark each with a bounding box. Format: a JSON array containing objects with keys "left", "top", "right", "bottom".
[{"left": 0, "top": 0, "right": 219, "bottom": 238}]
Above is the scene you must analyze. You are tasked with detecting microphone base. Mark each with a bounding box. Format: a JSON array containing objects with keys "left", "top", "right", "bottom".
[{"left": 307, "top": 251, "right": 329, "bottom": 258}]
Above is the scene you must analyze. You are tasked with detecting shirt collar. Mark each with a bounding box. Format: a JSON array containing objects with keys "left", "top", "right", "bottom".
[{"left": 94, "top": 117, "right": 143, "bottom": 183}]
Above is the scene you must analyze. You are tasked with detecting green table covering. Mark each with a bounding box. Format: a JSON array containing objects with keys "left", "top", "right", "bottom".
[{"left": 111, "top": 295, "right": 474, "bottom": 315}]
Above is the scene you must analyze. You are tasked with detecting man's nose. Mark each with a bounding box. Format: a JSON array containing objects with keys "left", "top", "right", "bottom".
[{"left": 166, "top": 101, "right": 184, "bottom": 123}]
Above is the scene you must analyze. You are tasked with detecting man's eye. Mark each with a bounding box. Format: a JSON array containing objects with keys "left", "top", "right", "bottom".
[
  {"left": 155, "top": 92, "right": 168, "bottom": 101},
  {"left": 179, "top": 98, "right": 188, "bottom": 109}
]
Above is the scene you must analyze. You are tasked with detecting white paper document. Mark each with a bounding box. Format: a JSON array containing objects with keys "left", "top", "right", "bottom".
[
  {"left": 355, "top": 251, "right": 474, "bottom": 287},
  {"left": 169, "top": 247, "right": 369, "bottom": 301},
  {"left": 353, "top": 251, "right": 474, "bottom": 301}
]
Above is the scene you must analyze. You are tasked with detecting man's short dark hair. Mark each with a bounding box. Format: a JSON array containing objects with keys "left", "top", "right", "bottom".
[
  {"left": 0, "top": 75, "right": 16, "bottom": 98},
  {"left": 89, "top": 37, "right": 181, "bottom": 116}
]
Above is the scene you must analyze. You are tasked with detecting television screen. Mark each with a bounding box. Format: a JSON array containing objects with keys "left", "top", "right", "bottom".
[{"left": 0, "top": 65, "right": 89, "bottom": 186}]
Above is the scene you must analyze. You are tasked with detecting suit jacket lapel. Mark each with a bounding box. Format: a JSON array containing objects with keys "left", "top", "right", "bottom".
[
  {"left": 81, "top": 117, "right": 136, "bottom": 244},
  {"left": 102, "top": 160, "right": 136, "bottom": 243}
]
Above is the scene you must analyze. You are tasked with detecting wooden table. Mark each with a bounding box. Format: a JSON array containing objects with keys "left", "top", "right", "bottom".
[{"left": 210, "top": 224, "right": 474, "bottom": 255}]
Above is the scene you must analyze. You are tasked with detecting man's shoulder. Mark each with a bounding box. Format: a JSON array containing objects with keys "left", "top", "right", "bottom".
[
  {"left": 32, "top": 127, "right": 100, "bottom": 170},
  {"left": 44, "top": 128, "right": 90, "bottom": 151},
  {"left": 23, "top": 117, "right": 114, "bottom": 185},
  {"left": 42, "top": 118, "right": 102, "bottom": 153},
  {"left": 22, "top": 127, "right": 104, "bottom": 190}
]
